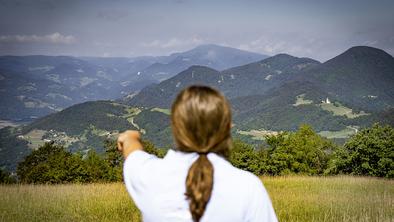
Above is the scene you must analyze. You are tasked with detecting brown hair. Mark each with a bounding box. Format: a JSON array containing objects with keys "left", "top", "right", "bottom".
[{"left": 171, "top": 85, "right": 232, "bottom": 222}]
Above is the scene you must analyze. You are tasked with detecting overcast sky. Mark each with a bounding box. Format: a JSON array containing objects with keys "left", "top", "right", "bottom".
[{"left": 0, "top": 0, "right": 393, "bottom": 61}]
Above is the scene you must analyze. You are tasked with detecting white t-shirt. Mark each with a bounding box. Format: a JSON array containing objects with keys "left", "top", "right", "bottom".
[{"left": 123, "top": 149, "right": 278, "bottom": 222}]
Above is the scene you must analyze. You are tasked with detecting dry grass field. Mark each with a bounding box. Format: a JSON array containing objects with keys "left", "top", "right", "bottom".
[{"left": 0, "top": 176, "right": 392, "bottom": 222}]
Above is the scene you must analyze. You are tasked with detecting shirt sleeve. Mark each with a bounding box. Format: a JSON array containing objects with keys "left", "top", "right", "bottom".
[
  {"left": 245, "top": 177, "right": 278, "bottom": 222},
  {"left": 123, "top": 150, "right": 159, "bottom": 209}
]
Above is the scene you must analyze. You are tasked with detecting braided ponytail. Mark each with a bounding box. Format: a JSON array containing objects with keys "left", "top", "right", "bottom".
[{"left": 185, "top": 154, "right": 214, "bottom": 222}]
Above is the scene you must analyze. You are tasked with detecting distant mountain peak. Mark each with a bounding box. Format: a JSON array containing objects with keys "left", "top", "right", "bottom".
[
  {"left": 347, "top": 45, "right": 387, "bottom": 53},
  {"left": 185, "top": 65, "right": 219, "bottom": 72},
  {"left": 257, "top": 53, "right": 320, "bottom": 69},
  {"left": 270, "top": 53, "right": 296, "bottom": 59},
  {"left": 323, "top": 45, "right": 394, "bottom": 67},
  {"left": 342, "top": 46, "right": 393, "bottom": 58},
  {"left": 181, "top": 44, "right": 266, "bottom": 57},
  {"left": 192, "top": 44, "right": 242, "bottom": 50},
  {"left": 193, "top": 44, "right": 227, "bottom": 49}
]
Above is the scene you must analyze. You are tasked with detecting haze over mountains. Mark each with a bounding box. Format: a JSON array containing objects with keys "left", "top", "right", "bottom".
[
  {"left": 0, "top": 44, "right": 266, "bottom": 121},
  {"left": 0, "top": 45, "right": 393, "bottom": 171}
]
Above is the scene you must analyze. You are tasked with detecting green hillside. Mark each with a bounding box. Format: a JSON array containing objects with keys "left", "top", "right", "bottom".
[
  {"left": 1, "top": 46, "right": 394, "bottom": 171},
  {"left": 302, "top": 46, "right": 394, "bottom": 111}
]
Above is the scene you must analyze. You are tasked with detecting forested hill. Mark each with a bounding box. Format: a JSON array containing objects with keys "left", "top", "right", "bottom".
[
  {"left": 299, "top": 46, "right": 394, "bottom": 112},
  {"left": 125, "top": 46, "right": 394, "bottom": 112},
  {"left": 1, "top": 46, "right": 393, "bottom": 171},
  {"left": 0, "top": 44, "right": 266, "bottom": 121},
  {"left": 125, "top": 54, "right": 320, "bottom": 107}
]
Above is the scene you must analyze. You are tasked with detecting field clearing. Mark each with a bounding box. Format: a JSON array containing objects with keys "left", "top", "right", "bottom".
[
  {"left": 21, "top": 129, "right": 47, "bottom": 149},
  {"left": 0, "top": 120, "right": 20, "bottom": 129},
  {"left": 151, "top": 107, "right": 171, "bottom": 115},
  {"left": 237, "top": 129, "right": 279, "bottom": 140},
  {"left": 319, "top": 103, "right": 369, "bottom": 119},
  {"left": 293, "top": 94, "right": 313, "bottom": 106},
  {"left": 0, "top": 176, "right": 392, "bottom": 222},
  {"left": 318, "top": 126, "right": 358, "bottom": 139}
]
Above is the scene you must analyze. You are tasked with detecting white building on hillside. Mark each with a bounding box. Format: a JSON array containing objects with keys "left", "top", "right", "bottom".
[{"left": 321, "top": 97, "right": 331, "bottom": 104}]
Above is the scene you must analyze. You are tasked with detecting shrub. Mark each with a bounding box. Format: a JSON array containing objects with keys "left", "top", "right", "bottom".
[
  {"left": 0, "top": 168, "right": 16, "bottom": 184},
  {"left": 327, "top": 124, "right": 394, "bottom": 178},
  {"left": 265, "top": 125, "right": 336, "bottom": 175}
]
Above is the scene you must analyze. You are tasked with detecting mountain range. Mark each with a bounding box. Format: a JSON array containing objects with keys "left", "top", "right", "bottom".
[
  {"left": 0, "top": 44, "right": 266, "bottom": 122},
  {"left": 1, "top": 45, "right": 393, "bottom": 171}
]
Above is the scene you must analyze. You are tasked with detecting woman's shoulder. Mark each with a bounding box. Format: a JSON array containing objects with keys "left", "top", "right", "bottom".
[{"left": 208, "top": 153, "right": 264, "bottom": 189}]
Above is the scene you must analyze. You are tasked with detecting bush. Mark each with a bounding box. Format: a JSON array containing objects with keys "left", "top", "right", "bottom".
[
  {"left": 265, "top": 125, "right": 336, "bottom": 175},
  {"left": 17, "top": 142, "right": 89, "bottom": 184},
  {"left": 142, "top": 140, "right": 168, "bottom": 158},
  {"left": 229, "top": 125, "right": 337, "bottom": 176},
  {"left": 16, "top": 139, "right": 167, "bottom": 184},
  {"left": 0, "top": 168, "right": 16, "bottom": 184},
  {"left": 327, "top": 124, "right": 394, "bottom": 178},
  {"left": 229, "top": 140, "right": 267, "bottom": 175}
]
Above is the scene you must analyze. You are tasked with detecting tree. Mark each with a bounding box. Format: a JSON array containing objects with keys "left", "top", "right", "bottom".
[
  {"left": 103, "top": 139, "right": 123, "bottom": 182},
  {"left": 84, "top": 150, "right": 111, "bottom": 182},
  {"left": 142, "top": 140, "right": 168, "bottom": 158},
  {"left": 229, "top": 139, "right": 266, "bottom": 175},
  {"left": 17, "top": 142, "right": 89, "bottom": 184},
  {"left": 0, "top": 168, "right": 16, "bottom": 184},
  {"left": 327, "top": 124, "right": 394, "bottom": 178},
  {"left": 265, "top": 125, "right": 336, "bottom": 175}
]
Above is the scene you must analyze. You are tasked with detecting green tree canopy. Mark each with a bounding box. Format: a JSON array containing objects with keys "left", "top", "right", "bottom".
[
  {"left": 265, "top": 125, "right": 336, "bottom": 175},
  {"left": 0, "top": 168, "right": 16, "bottom": 184},
  {"left": 17, "top": 142, "right": 89, "bottom": 184},
  {"left": 327, "top": 124, "right": 394, "bottom": 178}
]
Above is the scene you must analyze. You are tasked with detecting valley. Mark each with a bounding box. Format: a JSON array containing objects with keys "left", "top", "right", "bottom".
[
  {"left": 0, "top": 44, "right": 265, "bottom": 122},
  {"left": 1, "top": 45, "right": 393, "bottom": 172}
]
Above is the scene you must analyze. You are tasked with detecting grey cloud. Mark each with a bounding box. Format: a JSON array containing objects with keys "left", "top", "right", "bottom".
[
  {"left": 97, "top": 9, "right": 129, "bottom": 22},
  {"left": 141, "top": 37, "right": 204, "bottom": 49},
  {"left": 0, "top": 0, "right": 393, "bottom": 59},
  {"left": 0, "top": 33, "right": 77, "bottom": 44}
]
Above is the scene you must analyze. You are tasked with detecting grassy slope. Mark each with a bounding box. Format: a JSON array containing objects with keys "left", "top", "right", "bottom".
[{"left": 1, "top": 176, "right": 392, "bottom": 222}]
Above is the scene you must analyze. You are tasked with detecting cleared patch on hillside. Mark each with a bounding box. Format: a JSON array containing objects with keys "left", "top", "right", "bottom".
[
  {"left": 45, "top": 130, "right": 80, "bottom": 148},
  {"left": 237, "top": 129, "right": 280, "bottom": 140},
  {"left": 20, "top": 129, "right": 82, "bottom": 149},
  {"left": 0, "top": 120, "right": 20, "bottom": 129},
  {"left": 19, "top": 129, "right": 47, "bottom": 149},
  {"left": 318, "top": 126, "right": 359, "bottom": 139},
  {"left": 79, "top": 77, "right": 97, "bottom": 87},
  {"left": 319, "top": 102, "right": 369, "bottom": 118},
  {"left": 151, "top": 108, "right": 171, "bottom": 115},
  {"left": 20, "top": 97, "right": 51, "bottom": 109},
  {"left": 46, "top": 93, "right": 72, "bottom": 101},
  {"left": 293, "top": 94, "right": 313, "bottom": 106}
]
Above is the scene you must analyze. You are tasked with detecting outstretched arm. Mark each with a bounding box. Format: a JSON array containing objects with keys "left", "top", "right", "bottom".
[{"left": 117, "top": 130, "right": 143, "bottom": 159}]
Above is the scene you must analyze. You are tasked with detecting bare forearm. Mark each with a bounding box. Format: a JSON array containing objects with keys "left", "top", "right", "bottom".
[
  {"left": 122, "top": 140, "right": 143, "bottom": 159},
  {"left": 117, "top": 130, "right": 143, "bottom": 159}
]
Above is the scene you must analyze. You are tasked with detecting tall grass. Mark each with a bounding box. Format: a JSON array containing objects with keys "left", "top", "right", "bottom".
[
  {"left": 0, "top": 176, "right": 392, "bottom": 222},
  {"left": 0, "top": 183, "right": 141, "bottom": 222},
  {"left": 263, "top": 176, "right": 393, "bottom": 222}
]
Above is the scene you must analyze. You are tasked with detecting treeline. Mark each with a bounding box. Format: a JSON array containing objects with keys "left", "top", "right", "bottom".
[
  {"left": 12, "top": 140, "right": 165, "bottom": 184},
  {"left": 230, "top": 124, "right": 393, "bottom": 177},
  {"left": 0, "top": 124, "right": 392, "bottom": 184}
]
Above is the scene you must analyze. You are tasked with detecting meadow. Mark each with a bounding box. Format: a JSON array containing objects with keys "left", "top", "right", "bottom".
[{"left": 1, "top": 176, "right": 392, "bottom": 222}]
